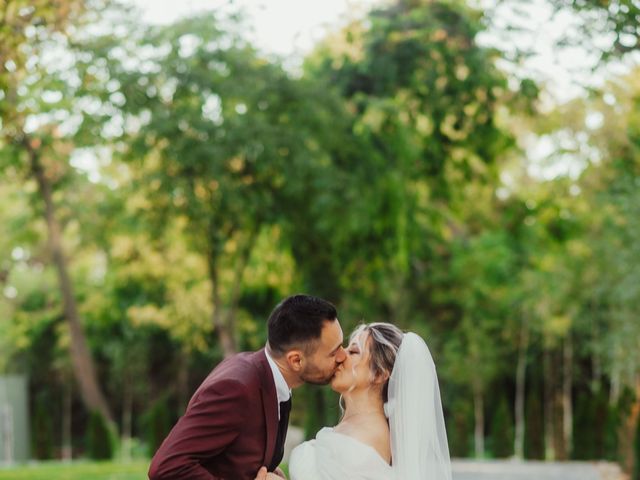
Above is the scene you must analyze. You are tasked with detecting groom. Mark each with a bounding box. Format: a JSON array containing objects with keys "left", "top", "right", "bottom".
[{"left": 148, "top": 294, "right": 347, "bottom": 480}]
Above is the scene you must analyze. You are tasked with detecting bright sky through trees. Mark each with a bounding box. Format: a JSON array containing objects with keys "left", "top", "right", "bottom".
[
  {"left": 131, "top": 0, "right": 379, "bottom": 57},
  {"left": 128, "top": 0, "right": 627, "bottom": 184},
  {"left": 129, "top": 0, "right": 625, "bottom": 102}
]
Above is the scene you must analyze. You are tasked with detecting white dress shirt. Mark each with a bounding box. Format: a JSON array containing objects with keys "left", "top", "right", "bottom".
[{"left": 265, "top": 348, "right": 292, "bottom": 419}]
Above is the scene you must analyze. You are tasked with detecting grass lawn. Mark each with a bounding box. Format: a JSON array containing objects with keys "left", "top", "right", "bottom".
[{"left": 0, "top": 460, "right": 149, "bottom": 480}]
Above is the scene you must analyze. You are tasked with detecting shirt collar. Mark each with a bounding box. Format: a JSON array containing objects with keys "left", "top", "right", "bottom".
[{"left": 265, "top": 347, "right": 291, "bottom": 405}]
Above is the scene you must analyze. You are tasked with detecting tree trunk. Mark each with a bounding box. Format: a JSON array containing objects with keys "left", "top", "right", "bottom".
[
  {"left": 591, "top": 311, "right": 602, "bottom": 390},
  {"left": 562, "top": 336, "right": 573, "bottom": 459},
  {"left": 61, "top": 373, "right": 72, "bottom": 461},
  {"left": 207, "top": 229, "right": 258, "bottom": 358},
  {"left": 177, "top": 351, "right": 189, "bottom": 413},
  {"left": 543, "top": 348, "right": 556, "bottom": 460},
  {"left": 121, "top": 371, "right": 133, "bottom": 462},
  {"left": 206, "top": 242, "right": 236, "bottom": 357},
  {"left": 514, "top": 316, "right": 529, "bottom": 459},
  {"left": 26, "top": 139, "right": 114, "bottom": 425},
  {"left": 473, "top": 381, "right": 485, "bottom": 458},
  {"left": 619, "top": 379, "right": 640, "bottom": 475},
  {"left": 222, "top": 229, "right": 258, "bottom": 346},
  {"left": 209, "top": 265, "right": 237, "bottom": 358},
  {"left": 610, "top": 365, "right": 621, "bottom": 407}
]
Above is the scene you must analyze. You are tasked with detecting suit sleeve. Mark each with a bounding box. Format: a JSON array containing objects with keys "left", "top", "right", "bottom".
[{"left": 148, "top": 378, "right": 250, "bottom": 480}]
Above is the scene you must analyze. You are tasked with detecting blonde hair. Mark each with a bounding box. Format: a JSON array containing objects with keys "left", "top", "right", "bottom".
[{"left": 349, "top": 322, "right": 404, "bottom": 402}]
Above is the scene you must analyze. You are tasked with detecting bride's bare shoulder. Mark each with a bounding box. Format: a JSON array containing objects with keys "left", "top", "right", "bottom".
[{"left": 334, "top": 416, "right": 391, "bottom": 463}]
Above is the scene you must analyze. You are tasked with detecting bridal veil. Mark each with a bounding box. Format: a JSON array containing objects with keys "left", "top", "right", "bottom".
[{"left": 385, "top": 332, "right": 452, "bottom": 480}]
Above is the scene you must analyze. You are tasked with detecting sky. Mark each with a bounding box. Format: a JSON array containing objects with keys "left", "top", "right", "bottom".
[{"left": 130, "top": 0, "right": 380, "bottom": 58}]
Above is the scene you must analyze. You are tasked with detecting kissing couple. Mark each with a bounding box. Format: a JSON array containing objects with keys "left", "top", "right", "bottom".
[{"left": 149, "top": 294, "right": 452, "bottom": 480}]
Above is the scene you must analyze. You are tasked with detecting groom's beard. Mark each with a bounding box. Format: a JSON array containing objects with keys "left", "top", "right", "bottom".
[{"left": 300, "top": 364, "right": 338, "bottom": 386}]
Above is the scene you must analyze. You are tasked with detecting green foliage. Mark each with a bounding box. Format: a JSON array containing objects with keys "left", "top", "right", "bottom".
[
  {"left": 86, "top": 411, "right": 114, "bottom": 460},
  {"left": 142, "top": 396, "right": 171, "bottom": 457},
  {"left": 308, "top": 1, "right": 515, "bottom": 187},
  {"left": 490, "top": 395, "right": 514, "bottom": 458},
  {"left": 635, "top": 411, "right": 640, "bottom": 480},
  {"left": 32, "top": 393, "right": 54, "bottom": 460},
  {"left": 446, "top": 395, "right": 473, "bottom": 457},
  {"left": 0, "top": 0, "right": 85, "bottom": 123},
  {"left": 524, "top": 387, "right": 544, "bottom": 460},
  {"left": 300, "top": 386, "right": 341, "bottom": 441},
  {"left": 604, "top": 402, "right": 620, "bottom": 461},
  {"left": 0, "top": 461, "right": 148, "bottom": 480},
  {"left": 573, "top": 388, "right": 609, "bottom": 459}
]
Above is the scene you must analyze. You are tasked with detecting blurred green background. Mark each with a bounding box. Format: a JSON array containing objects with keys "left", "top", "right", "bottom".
[{"left": 0, "top": 0, "right": 639, "bottom": 477}]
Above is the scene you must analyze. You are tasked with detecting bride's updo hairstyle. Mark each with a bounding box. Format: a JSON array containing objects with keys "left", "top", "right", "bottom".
[{"left": 351, "top": 322, "right": 403, "bottom": 402}]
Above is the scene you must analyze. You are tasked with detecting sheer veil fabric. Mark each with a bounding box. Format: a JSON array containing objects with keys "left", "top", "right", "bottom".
[{"left": 385, "top": 332, "right": 452, "bottom": 480}]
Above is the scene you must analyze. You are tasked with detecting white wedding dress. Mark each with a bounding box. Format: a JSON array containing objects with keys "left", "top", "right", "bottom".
[{"left": 289, "top": 427, "right": 394, "bottom": 480}]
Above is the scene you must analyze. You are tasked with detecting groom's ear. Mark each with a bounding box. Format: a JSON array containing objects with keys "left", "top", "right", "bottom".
[{"left": 285, "top": 350, "right": 304, "bottom": 372}]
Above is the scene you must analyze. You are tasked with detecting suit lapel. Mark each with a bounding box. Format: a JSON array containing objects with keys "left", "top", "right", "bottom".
[{"left": 256, "top": 349, "right": 278, "bottom": 468}]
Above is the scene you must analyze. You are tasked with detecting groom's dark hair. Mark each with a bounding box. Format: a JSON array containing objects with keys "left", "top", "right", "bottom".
[{"left": 267, "top": 294, "right": 338, "bottom": 356}]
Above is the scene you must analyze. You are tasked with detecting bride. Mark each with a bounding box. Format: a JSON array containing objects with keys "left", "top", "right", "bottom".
[{"left": 259, "top": 322, "right": 452, "bottom": 480}]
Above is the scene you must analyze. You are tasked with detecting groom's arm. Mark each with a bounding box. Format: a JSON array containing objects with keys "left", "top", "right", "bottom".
[{"left": 148, "top": 378, "right": 250, "bottom": 480}]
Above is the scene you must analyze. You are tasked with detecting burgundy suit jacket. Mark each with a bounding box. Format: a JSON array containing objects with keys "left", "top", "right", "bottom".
[{"left": 148, "top": 349, "right": 280, "bottom": 480}]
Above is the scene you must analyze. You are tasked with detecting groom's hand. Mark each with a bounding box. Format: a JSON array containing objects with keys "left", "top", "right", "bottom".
[
  {"left": 254, "top": 466, "right": 286, "bottom": 480},
  {"left": 254, "top": 466, "right": 268, "bottom": 480}
]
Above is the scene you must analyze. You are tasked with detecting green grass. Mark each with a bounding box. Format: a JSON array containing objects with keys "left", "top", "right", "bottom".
[
  {"left": 0, "top": 460, "right": 149, "bottom": 480},
  {"left": 0, "top": 460, "right": 290, "bottom": 479}
]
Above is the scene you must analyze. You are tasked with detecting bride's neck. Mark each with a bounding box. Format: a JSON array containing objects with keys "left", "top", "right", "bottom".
[{"left": 342, "top": 389, "right": 384, "bottom": 418}]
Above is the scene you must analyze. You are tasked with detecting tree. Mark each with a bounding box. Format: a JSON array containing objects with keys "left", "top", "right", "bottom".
[
  {"left": 298, "top": 1, "right": 537, "bottom": 442},
  {"left": 76, "top": 13, "right": 354, "bottom": 358},
  {"left": 304, "top": 0, "right": 526, "bottom": 314},
  {"left": 0, "top": 0, "right": 114, "bottom": 425},
  {"left": 533, "top": 66, "right": 640, "bottom": 468}
]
